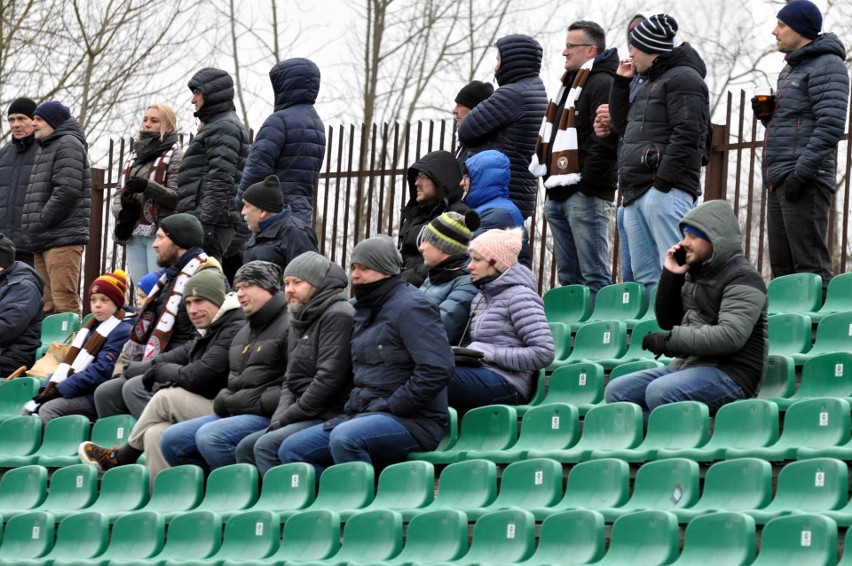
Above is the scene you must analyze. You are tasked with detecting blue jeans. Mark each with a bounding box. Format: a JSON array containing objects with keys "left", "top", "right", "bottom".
[
  {"left": 278, "top": 415, "right": 422, "bottom": 477},
  {"left": 604, "top": 365, "right": 745, "bottom": 425},
  {"left": 124, "top": 235, "right": 158, "bottom": 284},
  {"left": 544, "top": 194, "right": 614, "bottom": 294},
  {"left": 235, "top": 419, "right": 322, "bottom": 476},
  {"left": 449, "top": 366, "right": 526, "bottom": 416},
  {"left": 617, "top": 205, "right": 634, "bottom": 283},
  {"left": 160, "top": 414, "right": 270, "bottom": 471},
  {"left": 624, "top": 188, "right": 695, "bottom": 299}
]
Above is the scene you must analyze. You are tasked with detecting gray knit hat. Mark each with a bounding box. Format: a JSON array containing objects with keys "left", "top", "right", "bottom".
[
  {"left": 184, "top": 269, "right": 227, "bottom": 307},
  {"left": 283, "top": 251, "right": 331, "bottom": 289},
  {"left": 243, "top": 175, "right": 284, "bottom": 213},
  {"left": 350, "top": 235, "right": 402, "bottom": 275},
  {"left": 234, "top": 260, "right": 282, "bottom": 294},
  {"left": 418, "top": 211, "right": 481, "bottom": 256},
  {"left": 630, "top": 14, "right": 678, "bottom": 54},
  {"left": 159, "top": 213, "right": 204, "bottom": 250}
]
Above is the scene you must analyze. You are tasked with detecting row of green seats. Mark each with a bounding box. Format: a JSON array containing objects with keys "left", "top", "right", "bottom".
[{"left": 767, "top": 271, "right": 852, "bottom": 320}]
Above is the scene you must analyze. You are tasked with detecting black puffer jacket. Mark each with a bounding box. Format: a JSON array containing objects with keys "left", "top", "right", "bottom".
[
  {"left": 242, "top": 206, "right": 319, "bottom": 271},
  {"left": 177, "top": 68, "right": 250, "bottom": 230},
  {"left": 0, "top": 261, "right": 43, "bottom": 376},
  {"left": 21, "top": 117, "right": 91, "bottom": 251},
  {"left": 0, "top": 134, "right": 38, "bottom": 252},
  {"left": 458, "top": 34, "right": 548, "bottom": 219},
  {"left": 269, "top": 263, "right": 354, "bottom": 427}
]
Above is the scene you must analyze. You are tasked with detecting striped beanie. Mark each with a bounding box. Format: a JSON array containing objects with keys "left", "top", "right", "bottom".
[
  {"left": 89, "top": 269, "right": 128, "bottom": 309},
  {"left": 630, "top": 14, "right": 678, "bottom": 54},
  {"left": 419, "top": 211, "right": 481, "bottom": 256}
]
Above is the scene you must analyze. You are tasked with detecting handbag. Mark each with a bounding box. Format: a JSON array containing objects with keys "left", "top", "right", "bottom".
[{"left": 26, "top": 340, "right": 74, "bottom": 378}]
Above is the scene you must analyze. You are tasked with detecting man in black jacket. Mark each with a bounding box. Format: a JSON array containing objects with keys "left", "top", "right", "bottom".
[
  {"left": 0, "top": 234, "right": 43, "bottom": 376},
  {"left": 0, "top": 98, "right": 38, "bottom": 267}
]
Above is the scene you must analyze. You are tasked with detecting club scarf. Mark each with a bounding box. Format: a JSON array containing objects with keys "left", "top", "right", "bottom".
[
  {"left": 47, "top": 313, "right": 126, "bottom": 386},
  {"left": 529, "top": 58, "right": 594, "bottom": 188},
  {"left": 120, "top": 133, "right": 178, "bottom": 238}
]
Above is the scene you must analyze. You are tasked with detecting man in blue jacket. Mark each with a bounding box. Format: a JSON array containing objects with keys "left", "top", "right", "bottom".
[
  {"left": 0, "top": 234, "right": 43, "bottom": 377},
  {"left": 0, "top": 98, "right": 38, "bottom": 266}
]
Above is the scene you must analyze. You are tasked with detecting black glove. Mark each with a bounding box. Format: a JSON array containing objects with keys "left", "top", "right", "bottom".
[
  {"left": 124, "top": 176, "right": 149, "bottom": 194},
  {"left": 202, "top": 225, "right": 222, "bottom": 258},
  {"left": 782, "top": 172, "right": 808, "bottom": 203},
  {"left": 642, "top": 332, "right": 677, "bottom": 359},
  {"left": 750, "top": 97, "right": 761, "bottom": 116},
  {"left": 452, "top": 346, "right": 485, "bottom": 367},
  {"left": 124, "top": 359, "right": 153, "bottom": 379},
  {"left": 34, "top": 383, "right": 62, "bottom": 404},
  {"left": 141, "top": 366, "right": 158, "bottom": 392},
  {"left": 213, "top": 393, "right": 229, "bottom": 418}
]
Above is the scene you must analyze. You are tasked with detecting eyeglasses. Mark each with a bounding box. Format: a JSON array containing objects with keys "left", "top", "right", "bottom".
[
  {"left": 565, "top": 43, "right": 593, "bottom": 50},
  {"left": 415, "top": 173, "right": 429, "bottom": 182}
]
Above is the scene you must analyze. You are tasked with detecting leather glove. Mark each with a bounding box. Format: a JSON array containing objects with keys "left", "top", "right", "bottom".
[
  {"left": 124, "top": 176, "right": 149, "bottom": 194},
  {"left": 642, "top": 332, "right": 675, "bottom": 359},
  {"left": 141, "top": 366, "right": 158, "bottom": 392},
  {"left": 452, "top": 346, "right": 485, "bottom": 367},
  {"left": 34, "top": 382, "right": 62, "bottom": 404},
  {"left": 782, "top": 172, "right": 808, "bottom": 203}
]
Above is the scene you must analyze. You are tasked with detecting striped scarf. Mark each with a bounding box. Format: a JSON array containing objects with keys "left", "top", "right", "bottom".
[
  {"left": 120, "top": 142, "right": 177, "bottom": 238},
  {"left": 49, "top": 313, "right": 126, "bottom": 385}
]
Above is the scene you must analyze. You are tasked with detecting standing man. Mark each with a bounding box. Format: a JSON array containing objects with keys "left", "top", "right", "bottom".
[
  {"left": 531, "top": 20, "right": 619, "bottom": 296},
  {"left": 177, "top": 67, "right": 250, "bottom": 262},
  {"left": 608, "top": 14, "right": 709, "bottom": 298},
  {"left": 0, "top": 98, "right": 38, "bottom": 266},
  {"left": 759, "top": 0, "right": 849, "bottom": 294},
  {"left": 452, "top": 80, "right": 494, "bottom": 167},
  {"left": 21, "top": 101, "right": 91, "bottom": 317}
]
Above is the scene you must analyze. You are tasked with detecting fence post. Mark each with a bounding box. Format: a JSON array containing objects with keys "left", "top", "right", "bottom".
[
  {"left": 84, "top": 167, "right": 106, "bottom": 316},
  {"left": 704, "top": 123, "right": 729, "bottom": 201}
]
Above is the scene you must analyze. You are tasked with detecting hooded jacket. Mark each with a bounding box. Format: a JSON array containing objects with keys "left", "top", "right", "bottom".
[
  {"left": 235, "top": 58, "right": 326, "bottom": 225},
  {"left": 21, "top": 117, "right": 92, "bottom": 251},
  {"left": 0, "top": 134, "right": 38, "bottom": 252},
  {"left": 242, "top": 205, "right": 319, "bottom": 270},
  {"left": 176, "top": 68, "right": 250, "bottom": 229},
  {"left": 655, "top": 200, "right": 768, "bottom": 398},
  {"left": 458, "top": 34, "right": 548, "bottom": 219},
  {"left": 398, "top": 150, "right": 468, "bottom": 285},
  {"left": 762, "top": 33, "right": 849, "bottom": 192},
  {"left": 0, "top": 261, "right": 43, "bottom": 376}
]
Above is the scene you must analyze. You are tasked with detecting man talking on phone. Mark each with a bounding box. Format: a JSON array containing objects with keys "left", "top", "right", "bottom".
[{"left": 604, "top": 200, "right": 767, "bottom": 425}]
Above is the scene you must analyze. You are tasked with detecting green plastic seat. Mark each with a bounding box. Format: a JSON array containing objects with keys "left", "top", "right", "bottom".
[
  {"left": 590, "top": 401, "right": 709, "bottom": 462},
  {"left": 465, "top": 458, "right": 564, "bottom": 520},
  {"left": 0, "top": 465, "right": 47, "bottom": 515},
  {"left": 0, "top": 511, "right": 55, "bottom": 564},
  {"left": 744, "top": 458, "right": 848, "bottom": 525},
  {"left": 768, "top": 313, "right": 813, "bottom": 356},
  {"left": 774, "top": 352, "right": 852, "bottom": 410},
  {"left": 560, "top": 320, "right": 628, "bottom": 370},
  {"left": 162, "top": 463, "right": 257, "bottom": 522},
  {"left": 0, "top": 416, "right": 42, "bottom": 467},
  {"left": 36, "top": 312, "right": 80, "bottom": 358},
  {"left": 341, "top": 460, "right": 433, "bottom": 520},
  {"left": 810, "top": 272, "right": 852, "bottom": 323},
  {"left": 416, "top": 405, "right": 517, "bottom": 464},
  {"left": 671, "top": 512, "right": 756, "bottom": 566},
  {"left": 24, "top": 414, "right": 90, "bottom": 468},
  {"left": 464, "top": 403, "right": 578, "bottom": 463},
  {"left": 406, "top": 459, "right": 497, "bottom": 520},
  {"left": 790, "top": 311, "right": 852, "bottom": 365},
  {"left": 72, "top": 464, "right": 149, "bottom": 522},
  {"left": 524, "top": 370, "right": 548, "bottom": 407},
  {"left": 580, "top": 282, "right": 646, "bottom": 330},
  {"left": 278, "top": 461, "right": 374, "bottom": 521},
  {"left": 530, "top": 458, "right": 630, "bottom": 520},
  {"left": 543, "top": 284, "right": 591, "bottom": 327},
  {"left": 89, "top": 413, "right": 137, "bottom": 447},
  {"left": 589, "top": 510, "right": 680, "bottom": 565},
  {"left": 517, "top": 362, "right": 604, "bottom": 416},
  {"left": 71, "top": 511, "right": 165, "bottom": 566},
  {"left": 197, "top": 510, "right": 279, "bottom": 565},
  {"left": 145, "top": 510, "right": 222, "bottom": 563},
  {"left": 602, "top": 319, "right": 666, "bottom": 366},
  {"left": 408, "top": 407, "right": 458, "bottom": 459},
  {"left": 514, "top": 510, "right": 605, "bottom": 565},
  {"left": 383, "top": 510, "right": 468, "bottom": 565},
  {"left": 625, "top": 287, "right": 657, "bottom": 327},
  {"left": 527, "top": 402, "right": 643, "bottom": 463},
  {"left": 22, "top": 511, "right": 109, "bottom": 565},
  {"left": 273, "top": 510, "right": 340, "bottom": 564},
  {"left": 223, "top": 462, "right": 315, "bottom": 521},
  {"left": 450, "top": 509, "right": 537, "bottom": 565},
  {"left": 546, "top": 322, "right": 571, "bottom": 369},
  {"left": 726, "top": 397, "right": 851, "bottom": 461},
  {"left": 596, "top": 458, "right": 700, "bottom": 522},
  {"left": 758, "top": 354, "right": 796, "bottom": 400},
  {"left": 0, "top": 378, "right": 40, "bottom": 423},
  {"left": 767, "top": 272, "right": 823, "bottom": 316},
  {"left": 608, "top": 359, "right": 665, "bottom": 381},
  {"left": 751, "top": 514, "right": 837, "bottom": 566},
  {"left": 7, "top": 463, "right": 99, "bottom": 520},
  {"left": 121, "top": 465, "right": 203, "bottom": 519},
  {"left": 324, "top": 509, "right": 403, "bottom": 566},
  {"left": 671, "top": 458, "right": 773, "bottom": 523}
]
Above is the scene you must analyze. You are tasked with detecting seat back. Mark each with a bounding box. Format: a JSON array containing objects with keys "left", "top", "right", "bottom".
[
  {"left": 640, "top": 401, "right": 709, "bottom": 452},
  {"left": 333, "top": 509, "right": 403, "bottom": 563},
  {"left": 604, "top": 510, "right": 680, "bottom": 565},
  {"left": 0, "top": 416, "right": 42, "bottom": 461},
  {"left": 694, "top": 458, "right": 773, "bottom": 512},
  {"left": 277, "top": 510, "right": 340, "bottom": 562},
  {"left": 543, "top": 284, "right": 591, "bottom": 325},
  {"left": 560, "top": 458, "right": 631, "bottom": 510},
  {"left": 758, "top": 355, "right": 796, "bottom": 400},
  {"left": 37, "top": 463, "right": 98, "bottom": 512},
  {"left": 46, "top": 511, "right": 109, "bottom": 561},
  {"left": 38, "top": 313, "right": 80, "bottom": 356},
  {"left": 753, "top": 514, "right": 837, "bottom": 565},
  {"left": 809, "top": 312, "right": 852, "bottom": 356},
  {"left": 568, "top": 320, "right": 628, "bottom": 362},
  {"left": 433, "top": 406, "right": 458, "bottom": 452},
  {"left": 155, "top": 510, "right": 222, "bottom": 561},
  {"left": 368, "top": 460, "right": 434, "bottom": 511},
  {"left": 141, "top": 464, "right": 204, "bottom": 513},
  {"left": 214, "top": 510, "right": 280, "bottom": 562},
  {"left": 195, "top": 463, "right": 259, "bottom": 513},
  {"left": 255, "top": 462, "right": 315, "bottom": 512},
  {"left": 311, "top": 461, "right": 374, "bottom": 511},
  {"left": 768, "top": 313, "right": 813, "bottom": 356},
  {"left": 510, "top": 403, "right": 579, "bottom": 453},
  {"left": 609, "top": 359, "right": 664, "bottom": 381},
  {"left": 625, "top": 459, "right": 700, "bottom": 513},
  {"left": 548, "top": 322, "right": 571, "bottom": 363},
  {"left": 88, "top": 464, "right": 149, "bottom": 514},
  {"left": 0, "top": 378, "right": 40, "bottom": 419},
  {"left": 462, "top": 509, "right": 536, "bottom": 564},
  {"left": 573, "top": 402, "right": 643, "bottom": 452},
  {"left": 701, "top": 398, "right": 780, "bottom": 452},
  {"left": 676, "top": 512, "right": 756, "bottom": 565},
  {"left": 775, "top": 398, "right": 851, "bottom": 451},
  {"left": 767, "top": 458, "right": 848, "bottom": 514},
  {"left": 89, "top": 414, "right": 137, "bottom": 447},
  {"left": 0, "top": 464, "right": 47, "bottom": 511},
  {"left": 491, "top": 458, "right": 563, "bottom": 510},
  {"left": 534, "top": 510, "right": 605, "bottom": 564},
  {"left": 0, "top": 511, "right": 55, "bottom": 560},
  {"left": 623, "top": 319, "right": 665, "bottom": 360},
  {"left": 431, "top": 459, "right": 497, "bottom": 510},
  {"left": 545, "top": 363, "right": 604, "bottom": 407},
  {"left": 34, "top": 414, "right": 90, "bottom": 463},
  {"left": 99, "top": 511, "right": 165, "bottom": 561},
  {"left": 586, "top": 282, "right": 646, "bottom": 323},
  {"left": 393, "top": 509, "right": 468, "bottom": 563},
  {"left": 816, "top": 272, "right": 852, "bottom": 317},
  {"left": 767, "top": 272, "right": 823, "bottom": 315},
  {"left": 795, "top": 352, "right": 852, "bottom": 399},
  {"left": 452, "top": 404, "right": 518, "bottom": 453}
]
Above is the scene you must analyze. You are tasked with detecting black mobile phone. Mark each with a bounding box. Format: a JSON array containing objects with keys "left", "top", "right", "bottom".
[{"left": 674, "top": 247, "right": 687, "bottom": 266}]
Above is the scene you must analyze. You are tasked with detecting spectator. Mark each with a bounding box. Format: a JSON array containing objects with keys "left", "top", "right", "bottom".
[
  {"left": 448, "top": 228, "right": 554, "bottom": 416},
  {"left": 759, "top": 0, "right": 849, "bottom": 294},
  {"left": 0, "top": 97, "right": 38, "bottom": 266},
  {"left": 0, "top": 234, "right": 43, "bottom": 377},
  {"left": 398, "top": 150, "right": 467, "bottom": 286},
  {"left": 604, "top": 201, "right": 767, "bottom": 424},
  {"left": 452, "top": 80, "right": 494, "bottom": 167},
  {"left": 21, "top": 101, "right": 91, "bottom": 317},
  {"left": 458, "top": 34, "right": 548, "bottom": 219},
  {"left": 159, "top": 260, "right": 288, "bottom": 471},
  {"left": 236, "top": 252, "right": 354, "bottom": 475},
  {"left": 176, "top": 67, "right": 250, "bottom": 261},
  {"left": 235, "top": 58, "right": 326, "bottom": 226},
  {"left": 418, "top": 211, "right": 479, "bottom": 345},
  {"left": 79, "top": 269, "right": 244, "bottom": 482},
  {"left": 279, "top": 235, "right": 454, "bottom": 476},
  {"left": 134, "top": 271, "right": 163, "bottom": 309},
  {"left": 241, "top": 174, "right": 319, "bottom": 270},
  {"left": 112, "top": 104, "right": 183, "bottom": 283}
]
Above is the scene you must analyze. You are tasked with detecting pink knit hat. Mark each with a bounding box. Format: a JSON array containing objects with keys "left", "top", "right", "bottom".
[{"left": 469, "top": 228, "right": 523, "bottom": 273}]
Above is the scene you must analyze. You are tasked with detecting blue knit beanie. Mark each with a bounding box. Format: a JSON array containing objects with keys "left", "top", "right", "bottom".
[
  {"left": 682, "top": 224, "right": 710, "bottom": 242},
  {"left": 137, "top": 272, "right": 162, "bottom": 296},
  {"left": 777, "top": 0, "right": 822, "bottom": 40},
  {"left": 33, "top": 101, "right": 71, "bottom": 129}
]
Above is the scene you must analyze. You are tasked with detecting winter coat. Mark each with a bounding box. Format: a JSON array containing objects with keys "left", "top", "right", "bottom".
[
  {"left": 467, "top": 263, "right": 555, "bottom": 399},
  {"left": 609, "top": 43, "right": 709, "bottom": 205},
  {"left": 55, "top": 317, "right": 132, "bottom": 403},
  {"left": 420, "top": 254, "right": 478, "bottom": 345},
  {"left": 0, "top": 134, "right": 38, "bottom": 252},
  {"left": 655, "top": 200, "right": 768, "bottom": 398},
  {"left": 242, "top": 206, "right": 319, "bottom": 270},
  {"left": 270, "top": 262, "right": 354, "bottom": 427},
  {"left": 177, "top": 68, "right": 250, "bottom": 230},
  {"left": 214, "top": 292, "right": 288, "bottom": 417},
  {"left": 21, "top": 117, "right": 91, "bottom": 252},
  {"left": 0, "top": 261, "right": 43, "bottom": 376},
  {"left": 235, "top": 58, "right": 326, "bottom": 225},
  {"left": 149, "top": 293, "right": 246, "bottom": 399},
  {"left": 458, "top": 34, "right": 548, "bottom": 219},
  {"left": 399, "top": 151, "right": 468, "bottom": 286},
  {"left": 343, "top": 275, "right": 454, "bottom": 451},
  {"left": 762, "top": 33, "right": 849, "bottom": 192}
]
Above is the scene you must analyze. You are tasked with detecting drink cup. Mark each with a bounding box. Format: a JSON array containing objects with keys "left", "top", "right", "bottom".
[{"left": 754, "top": 86, "right": 776, "bottom": 120}]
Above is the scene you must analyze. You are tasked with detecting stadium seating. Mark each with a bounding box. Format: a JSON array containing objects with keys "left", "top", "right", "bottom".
[
  {"left": 464, "top": 458, "right": 563, "bottom": 520},
  {"left": 161, "top": 463, "right": 258, "bottom": 522},
  {"left": 0, "top": 511, "right": 55, "bottom": 564},
  {"left": 340, "top": 460, "right": 434, "bottom": 520},
  {"left": 773, "top": 352, "right": 852, "bottom": 410},
  {"left": 383, "top": 510, "right": 468, "bottom": 565},
  {"left": 0, "top": 416, "right": 43, "bottom": 467},
  {"left": 766, "top": 272, "right": 822, "bottom": 316},
  {"left": 671, "top": 512, "right": 756, "bottom": 565},
  {"left": 516, "top": 362, "right": 604, "bottom": 416},
  {"left": 790, "top": 311, "right": 852, "bottom": 365},
  {"left": 757, "top": 354, "right": 796, "bottom": 400},
  {"left": 221, "top": 461, "right": 315, "bottom": 521},
  {"left": 543, "top": 284, "right": 591, "bottom": 329},
  {"left": 278, "top": 461, "right": 374, "bottom": 521},
  {"left": 671, "top": 458, "right": 773, "bottom": 523},
  {"left": 415, "top": 404, "right": 517, "bottom": 464},
  {"left": 404, "top": 459, "right": 496, "bottom": 520},
  {"left": 36, "top": 312, "right": 80, "bottom": 359},
  {"left": 750, "top": 513, "right": 838, "bottom": 565},
  {"left": 590, "top": 510, "right": 680, "bottom": 565},
  {"left": 0, "top": 378, "right": 40, "bottom": 423},
  {"left": 0, "top": 465, "right": 47, "bottom": 515},
  {"left": 810, "top": 272, "right": 852, "bottom": 323},
  {"left": 529, "top": 458, "right": 630, "bottom": 521},
  {"left": 768, "top": 313, "right": 812, "bottom": 357}
]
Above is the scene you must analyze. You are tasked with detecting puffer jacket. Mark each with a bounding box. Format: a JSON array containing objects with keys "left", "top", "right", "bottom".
[
  {"left": 214, "top": 292, "right": 288, "bottom": 417},
  {"left": 149, "top": 293, "right": 246, "bottom": 399},
  {"left": 655, "top": 200, "right": 767, "bottom": 398},
  {"left": 269, "top": 262, "right": 354, "bottom": 427},
  {"left": 467, "top": 263, "right": 555, "bottom": 400},
  {"left": 177, "top": 68, "right": 250, "bottom": 229},
  {"left": 609, "top": 43, "right": 709, "bottom": 205},
  {"left": 763, "top": 33, "right": 849, "bottom": 192},
  {"left": 235, "top": 58, "right": 326, "bottom": 225},
  {"left": 420, "top": 254, "right": 478, "bottom": 345},
  {"left": 21, "top": 117, "right": 91, "bottom": 251},
  {"left": 0, "top": 261, "right": 43, "bottom": 376},
  {"left": 398, "top": 150, "right": 468, "bottom": 286},
  {"left": 242, "top": 206, "right": 319, "bottom": 270},
  {"left": 0, "top": 134, "right": 38, "bottom": 252},
  {"left": 458, "top": 34, "right": 548, "bottom": 219}
]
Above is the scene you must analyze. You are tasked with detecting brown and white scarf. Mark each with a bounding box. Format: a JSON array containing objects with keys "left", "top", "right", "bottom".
[{"left": 120, "top": 142, "right": 177, "bottom": 238}]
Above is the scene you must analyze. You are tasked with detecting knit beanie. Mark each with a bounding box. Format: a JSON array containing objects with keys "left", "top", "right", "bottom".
[
  {"left": 419, "top": 211, "right": 481, "bottom": 256},
  {"left": 350, "top": 235, "right": 402, "bottom": 275},
  {"left": 454, "top": 81, "right": 494, "bottom": 109},
  {"left": 8, "top": 98, "right": 37, "bottom": 119},
  {"left": 284, "top": 251, "right": 331, "bottom": 289},
  {"left": 234, "top": 260, "right": 282, "bottom": 294},
  {"left": 682, "top": 224, "right": 711, "bottom": 242},
  {"left": 184, "top": 269, "right": 227, "bottom": 307},
  {"left": 33, "top": 101, "right": 71, "bottom": 129},
  {"left": 469, "top": 228, "right": 523, "bottom": 273},
  {"left": 159, "top": 213, "right": 204, "bottom": 250},
  {"left": 630, "top": 14, "right": 678, "bottom": 54},
  {"left": 777, "top": 0, "right": 822, "bottom": 40},
  {"left": 89, "top": 269, "right": 128, "bottom": 309},
  {"left": 243, "top": 175, "right": 284, "bottom": 213},
  {"left": 0, "top": 234, "right": 15, "bottom": 269}
]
